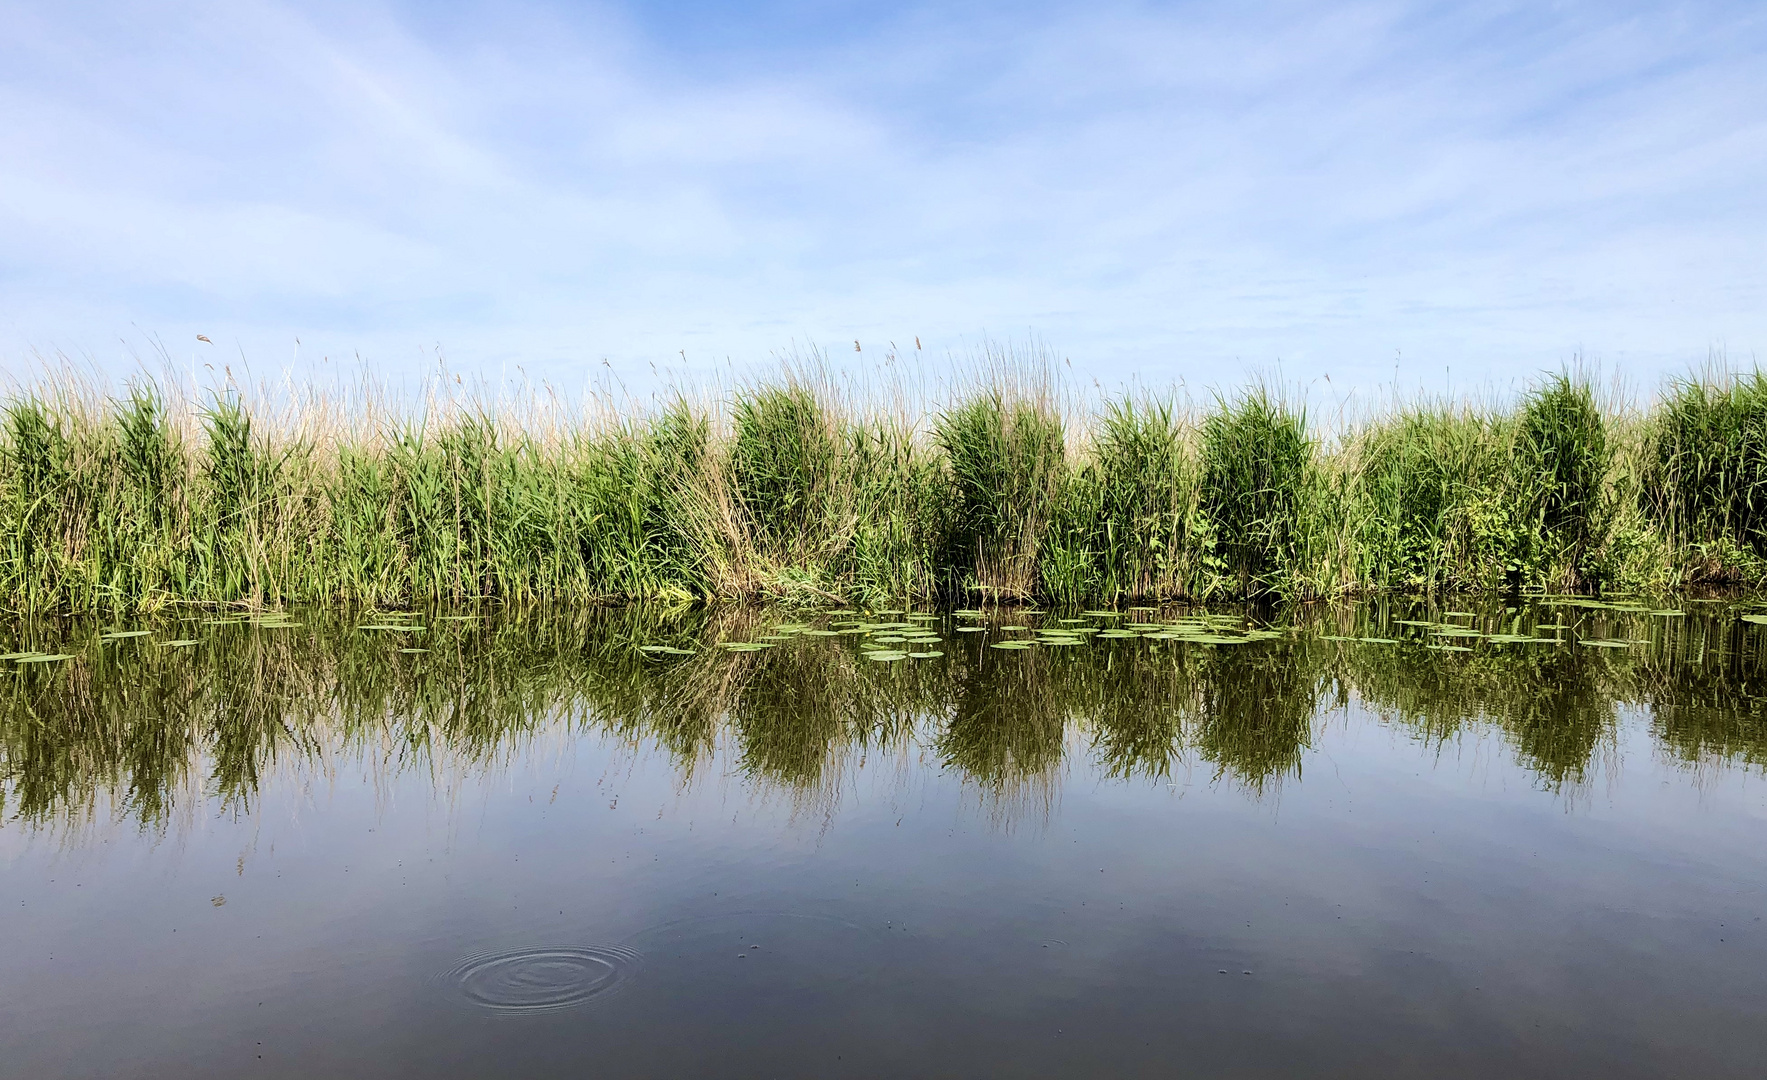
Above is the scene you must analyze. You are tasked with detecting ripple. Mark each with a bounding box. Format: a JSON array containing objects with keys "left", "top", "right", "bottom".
[{"left": 444, "top": 944, "right": 641, "bottom": 1014}]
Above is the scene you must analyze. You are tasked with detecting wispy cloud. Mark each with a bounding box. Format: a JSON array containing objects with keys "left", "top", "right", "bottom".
[{"left": 1, "top": 0, "right": 1762, "bottom": 396}]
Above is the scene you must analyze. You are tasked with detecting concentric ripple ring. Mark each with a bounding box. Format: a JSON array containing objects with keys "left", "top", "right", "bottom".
[{"left": 445, "top": 944, "right": 641, "bottom": 1013}]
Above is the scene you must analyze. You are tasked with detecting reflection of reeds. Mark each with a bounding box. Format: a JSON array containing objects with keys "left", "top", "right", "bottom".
[
  {"left": 12, "top": 362, "right": 1767, "bottom": 613},
  {"left": 9, "top": 601, "right": 1766, "bottom": 831}
]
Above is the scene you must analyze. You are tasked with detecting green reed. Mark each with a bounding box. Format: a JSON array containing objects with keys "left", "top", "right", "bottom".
[
  {"left": 5, "top": 365, "right": 1767, "bottom": 613},
  {"left": 1645, "top": 371, "right": 1767, "bottom": 580}
]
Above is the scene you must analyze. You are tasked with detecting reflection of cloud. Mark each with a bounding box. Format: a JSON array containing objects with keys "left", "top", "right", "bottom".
[{"left": 2, "top": 1, "right": 1763, "bottom": 393}]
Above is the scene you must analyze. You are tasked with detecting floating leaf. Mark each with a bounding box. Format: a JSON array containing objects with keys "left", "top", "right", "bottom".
[{"left": 907, "top": 651, "right": 944, "bottom": 659}]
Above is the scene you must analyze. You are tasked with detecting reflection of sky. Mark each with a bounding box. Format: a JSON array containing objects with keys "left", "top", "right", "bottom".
[{"left": 2, "top": 1, "right": 1763, "bottom": 401}]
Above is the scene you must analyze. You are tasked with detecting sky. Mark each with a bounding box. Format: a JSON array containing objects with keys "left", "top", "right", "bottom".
[{"left": 1, "top": 0, "right": 1763, "bottom": 403}]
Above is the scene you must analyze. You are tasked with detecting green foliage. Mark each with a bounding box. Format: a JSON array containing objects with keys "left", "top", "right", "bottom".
[
  {"left": 730, "top": 385, "right": 836, "bottom": 556},
  {"left": 1647, "top": 373, "right": 1767, "bottom": 564},
  {"left": 1198, "top": 388, "right": 1311, "bottom": 598},
  {"left": 1094, "top": 399, "right": 1195, "bottom": 600},
  {"left": 934, "top": 390, "right": 1066, "bottom": 598},
  {"left": 4, "top": 365, "right": 1767, "bottom": 612},
  {"left": 1353, "top": 408, "right": 1515, "bottom": 591},
  {"left": 1514, "top": 375, "right": 1612, "bottom": 586}
]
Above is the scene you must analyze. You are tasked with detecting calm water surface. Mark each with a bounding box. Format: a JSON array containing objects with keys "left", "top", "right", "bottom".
[{"left": 3, "top": 600, "right": 1766, "bottom": 1078}]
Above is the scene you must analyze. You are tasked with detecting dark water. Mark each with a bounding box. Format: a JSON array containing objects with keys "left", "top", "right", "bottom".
[{"left": 4, "top": 600, "right": 1767, "bottom": 1079}]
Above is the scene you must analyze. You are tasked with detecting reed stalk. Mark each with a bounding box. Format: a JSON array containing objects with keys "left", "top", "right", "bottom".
[{"left": 3, "top": 362, "right": 1765, "bottom": 612}]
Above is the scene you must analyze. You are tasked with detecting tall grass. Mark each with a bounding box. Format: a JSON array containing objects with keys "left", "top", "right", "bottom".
[
  {"left": 934, "top": 387, "right": 1066, "bottom": 599},
  {"left": 4, "top": 362, "right": 1767, "bottom": 613},
  {"left": 1198, "top": 386, "right": 1314, "bottom": 598},
  {"left": 1646, "top": 371, "right": 1767, "bottom": 577}
]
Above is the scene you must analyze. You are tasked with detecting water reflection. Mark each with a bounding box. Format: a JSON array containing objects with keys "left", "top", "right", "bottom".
[{"left": 4, "top": 600, "right": 1767, "bottom": 830}]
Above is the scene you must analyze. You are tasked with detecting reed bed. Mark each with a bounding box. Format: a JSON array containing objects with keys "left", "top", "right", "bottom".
[{"left": 5, "top": 361, "right": 1767, "bottom": 613}]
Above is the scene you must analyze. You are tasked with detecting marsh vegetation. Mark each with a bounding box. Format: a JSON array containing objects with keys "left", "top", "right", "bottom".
[{"left": 7, "top": 362, "right": 1767, "bottom": 613}]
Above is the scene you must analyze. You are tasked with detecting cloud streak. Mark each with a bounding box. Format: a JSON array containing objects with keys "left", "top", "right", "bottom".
[{"left": 1, "top": 0, "right": 1763, "bottom": 397}]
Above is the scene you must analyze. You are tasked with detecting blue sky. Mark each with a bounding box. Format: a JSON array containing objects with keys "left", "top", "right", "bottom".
[{"left": 2, "top": 0, "right": 1763, "bottom": 400}]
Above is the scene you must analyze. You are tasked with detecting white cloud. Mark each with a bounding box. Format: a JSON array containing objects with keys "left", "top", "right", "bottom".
[{"left": 0, "top": 0, "right": 1762, "bottom": 400}]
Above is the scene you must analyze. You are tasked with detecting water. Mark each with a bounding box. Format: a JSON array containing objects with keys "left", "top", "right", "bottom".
[{"left": 4, "top": 599, "right": 1767, "bottom": 1078}]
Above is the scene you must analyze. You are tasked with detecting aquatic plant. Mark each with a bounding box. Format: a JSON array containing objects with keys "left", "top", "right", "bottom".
[
  {"left": 1645, "top": 371, "right": 1767, "bottom": 577},
  {"left": 1196, "top": 386, "right": 1313, "bottom": 598},
  {"left": 3, "top": 362, "right": 1767, "bottom": 612}
]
